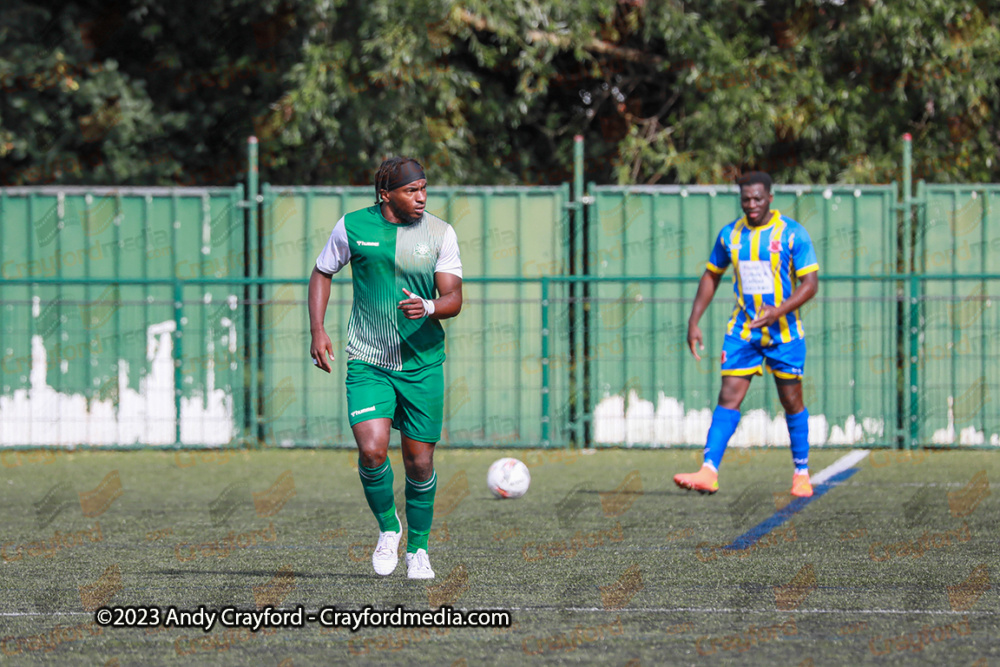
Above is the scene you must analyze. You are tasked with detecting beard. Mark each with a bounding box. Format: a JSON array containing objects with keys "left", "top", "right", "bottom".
[{"left": 387, "top": 200, "right": 422, "bottom": 224}]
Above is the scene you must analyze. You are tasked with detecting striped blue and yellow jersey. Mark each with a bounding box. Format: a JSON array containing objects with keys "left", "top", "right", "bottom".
[{"left": 706, "top": 210, "right": 819, "bottom": 345}]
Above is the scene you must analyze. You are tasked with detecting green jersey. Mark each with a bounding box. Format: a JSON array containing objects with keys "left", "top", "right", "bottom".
[{"left": 316, "top": 205, "right": 462, "bottom": 371}]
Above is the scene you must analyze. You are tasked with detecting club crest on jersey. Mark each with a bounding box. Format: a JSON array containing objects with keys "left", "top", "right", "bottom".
[
  {"left": 721, "top": 350, "right": 727, "bottom": 364},
  {"left": 413, "top": 243, "right": 432, "bottom": 258},
  {"left": 769, "top": 233, "right": 782, "bottom": 254}
]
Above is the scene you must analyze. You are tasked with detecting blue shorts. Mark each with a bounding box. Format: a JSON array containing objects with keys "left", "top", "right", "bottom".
[{"left": 720, "top": 335, "right": 806, "bottom": 380}]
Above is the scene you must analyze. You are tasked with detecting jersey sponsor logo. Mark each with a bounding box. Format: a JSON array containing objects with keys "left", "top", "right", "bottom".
[
  {"left": 413, "top": 243, "right": 432, "bottom": 257},
  {"left": 356, "top": 241, "right": 380, "bottom": 247},
  {"left": 350, "top": 406, "right": 377, "bottom": 417},
  {"left": 738, "top": 261, "right": 775, "bottom": 295}
]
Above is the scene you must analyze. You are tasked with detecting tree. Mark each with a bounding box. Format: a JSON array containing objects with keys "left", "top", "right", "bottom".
[
  {"left": 2, "top": 0, "right": 997, "bottom": 187},
  {"left": 0, "top": 0, "right": 307, "bottom": 186}
]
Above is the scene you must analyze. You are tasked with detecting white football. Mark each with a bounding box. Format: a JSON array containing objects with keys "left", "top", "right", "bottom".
[{"left": 487, "top": 458, "right": 531, "bottom": 499}]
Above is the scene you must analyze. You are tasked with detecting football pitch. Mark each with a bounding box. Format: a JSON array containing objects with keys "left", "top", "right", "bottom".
[{"left": 1, "top": 447, "right": 997, "bottom": 666}]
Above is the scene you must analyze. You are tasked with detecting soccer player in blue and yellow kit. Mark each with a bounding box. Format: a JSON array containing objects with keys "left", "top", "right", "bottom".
[{"left": 674, "top": 171, "right": 819, "bottom": 497}]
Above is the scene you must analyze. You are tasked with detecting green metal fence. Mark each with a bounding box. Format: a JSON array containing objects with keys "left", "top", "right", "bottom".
[
  {"left": 253, "top": 185, "right": 571, "bottom": 448},
  {"left": 915, "top": 186, "right": 1000, "bottom": 448},
  {"left": 575, "top": 276, "right": 903, "bottom": 450},
  {"left": 0, "top": 186, "right": 248, "bottom": 447},
  {"left": 0, "top": 139, "right": 998, "bottom": 450},
  {"left": 1, "top": 272, "right": 995, "bottom": 450},
  {"left": 584, "top": 184, "right": 902, "bottom": 448},
  {"left": 914, "top": 276, "right": 1000, "bottom": 448}
]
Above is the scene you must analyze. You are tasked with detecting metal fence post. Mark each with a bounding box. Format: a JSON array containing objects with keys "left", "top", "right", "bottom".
[
  {"left": 234, "top": 182, "right": 252, "bottom": 446},
  {"left": 902, "top": 133, "right": 913, "bottom": 272},
  {"left": 909, "top": 272, "right": 920, "bottom": 449},
  {"left": 901, "top": 133, "right": 914, "bottom": 450},
  {"left": 173, "top": 279, "right": 184, "bottom": 447},
  {"left": 571, "top": 136, "right": 585, "bottom": 449},
  {"left": 247, "top": 136, "right": 263, "bottom": 447},
  {"left": 541, "top": 276, "right": 550, "bottom": 447}
]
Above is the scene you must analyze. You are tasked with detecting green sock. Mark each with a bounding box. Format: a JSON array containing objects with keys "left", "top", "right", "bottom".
[
  {"left": 358, "top": 459, "right": 400, "bottom": 533},
  {"left": 405, "top": 472, "right": 437, "bottom": 553}
]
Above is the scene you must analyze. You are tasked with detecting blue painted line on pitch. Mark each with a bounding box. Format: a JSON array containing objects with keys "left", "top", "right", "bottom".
[{"left": 723, "top": 467, "right": 861, "bottom": 551}]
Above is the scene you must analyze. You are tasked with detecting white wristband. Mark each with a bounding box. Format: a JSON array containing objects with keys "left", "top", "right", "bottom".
[{"left": 422, "top": 297, "right": 435, "bottom": 317}]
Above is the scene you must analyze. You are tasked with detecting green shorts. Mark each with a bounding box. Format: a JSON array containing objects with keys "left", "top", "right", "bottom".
[{"left": 345, "top": 360, "right": 445, "bottom": 443}]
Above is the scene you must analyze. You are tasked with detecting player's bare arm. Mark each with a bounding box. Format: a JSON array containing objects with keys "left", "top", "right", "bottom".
[
  {"left": 308, "top": 265, "right": 336, "bottom": 372},
  {"left": 398, "top": 273, "right": 463, "bottom": 320},
  {"left": 687, "top": 269, "right": 723, "bottom": 361},
  {"left": 749, "top": 271, "right": 819, "bottom": 329}
]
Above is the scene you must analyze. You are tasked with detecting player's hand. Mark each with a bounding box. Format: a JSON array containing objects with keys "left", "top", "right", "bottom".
[
  {"left": 398, "top": 288, "right": 434, "bottom": 319},
  {"left": 687, "top": 323, "right": 704, "bottom": 361},
  {"left": 750, "top": 305, "right": 780, "bottom": 329},
  {"left": 310, "top": 331, "right": 335, "bottom": 373}
]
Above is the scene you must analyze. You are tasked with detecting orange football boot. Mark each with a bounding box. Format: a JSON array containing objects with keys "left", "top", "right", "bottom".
[
  {"left": 673, "top": 466, "right": 719, "bottom": 495},
  {"left": 791, "top": 472, "right": 813, "bottom": 498}
]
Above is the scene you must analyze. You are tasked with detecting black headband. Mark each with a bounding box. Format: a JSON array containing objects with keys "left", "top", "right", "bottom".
[{"left": 385, "top": 162, "right": 426, "bottom": 192}]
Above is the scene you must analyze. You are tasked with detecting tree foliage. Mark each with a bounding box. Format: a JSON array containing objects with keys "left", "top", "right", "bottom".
[{"left": 1, "top": 0, "right": 997, "bottom": 186}]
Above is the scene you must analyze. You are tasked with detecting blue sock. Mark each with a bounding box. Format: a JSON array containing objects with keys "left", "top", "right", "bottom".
[
  {"left": 787, "top": 409, "right": 810, "bottom": 473},
  {"left": 703, "top": 406, "right": 741, "bottom": 471}
]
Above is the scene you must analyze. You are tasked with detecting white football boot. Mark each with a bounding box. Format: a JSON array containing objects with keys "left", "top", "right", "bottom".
[
  {"left": 405, "top": 549, "right": 435, "bottom": 579},
  {"left": 371, "top": 512, "right": 402, "bottom": 576}
]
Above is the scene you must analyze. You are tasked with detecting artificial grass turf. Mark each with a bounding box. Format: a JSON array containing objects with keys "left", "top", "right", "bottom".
[{"left": 0, "top": 447, "right": 997, "bottom": 665}]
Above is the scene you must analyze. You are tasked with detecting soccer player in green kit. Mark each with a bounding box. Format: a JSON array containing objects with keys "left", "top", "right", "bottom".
[{"left": 308, "top": 157, "right": 463, "bottom": 579}]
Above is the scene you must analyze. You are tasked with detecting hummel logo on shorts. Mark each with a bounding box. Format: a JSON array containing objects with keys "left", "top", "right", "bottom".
[
  {"left": 350, "top": 406, "right": 377, "bottom": 417},
  {"left": 356, "top": 241, "right": 380, "bottom": 246}
]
